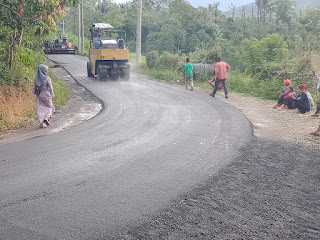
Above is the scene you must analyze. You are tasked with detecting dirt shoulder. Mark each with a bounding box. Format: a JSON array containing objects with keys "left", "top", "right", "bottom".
[
  {"left": 109, "top": 84, "right": 320, "bottom": 240},
  {"left": 214, "top": 90, "right": 320, "bottom": 149},
  {"left": 141, "top": 75, "right": 320, "bottom": 149},
  {"left": 0, "top": 65, "right": 101, "bottom": 145}
]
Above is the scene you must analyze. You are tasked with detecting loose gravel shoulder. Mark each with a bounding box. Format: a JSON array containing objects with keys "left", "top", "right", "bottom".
[
  {"left": 223, "top": 91, "right": 320, "bottom": 149},
  {"left": 110, "top": 88, "right": 320, "bottom": 240}
]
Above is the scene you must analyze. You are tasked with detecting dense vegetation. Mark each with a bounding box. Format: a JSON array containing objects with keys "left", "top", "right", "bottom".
[
  {"left": 63, "top": 0, "right": 319, "bottom": 100},
  {"left": 0, "top": 0, "right": 78, "bottom": 130}
]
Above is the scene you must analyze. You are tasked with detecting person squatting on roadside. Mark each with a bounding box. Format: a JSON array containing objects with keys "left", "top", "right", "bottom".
[
  {"left": 33, "top": 64, "right": 55, "bottom": 128},
  {"left": 273, "top": 79, "right": 292, "bottom": 109},
  {"left": 209, "top": 56, "right": 230, "bottom": 99},
  {"left": 294, "top": 85, "right": 311, "bottom": 114},
  {"left": 311, "top": 71, "right": 320, "bottom": 117},
  {"left": 184, "top": 58, "right": 194, "bottom": 91},
  {"left": 277, "top": 86, "right": 296, "bottom": 110},
  {"left": 301, "top": 83, "right": 314, "bottom": 110}
]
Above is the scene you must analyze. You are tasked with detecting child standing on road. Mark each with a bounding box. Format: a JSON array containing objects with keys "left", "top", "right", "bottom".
[{"left": 184, "top": 58, "right": 194, "bottom": 91}]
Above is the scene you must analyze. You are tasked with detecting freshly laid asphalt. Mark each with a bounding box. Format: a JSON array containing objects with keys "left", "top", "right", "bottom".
[{"left": 0, "top": 55, "right": 251, "bottom": 239}]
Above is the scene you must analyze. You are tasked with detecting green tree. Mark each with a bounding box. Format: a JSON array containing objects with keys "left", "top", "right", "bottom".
[
  {"left": 273, "top": 0, "right": 295, "bottom": 24},
  {"left": 0, "top": 0, "right": 78, "bottom": 67},
  {"left": 242, "top": 34, "right": 289, "bottom": 79}
]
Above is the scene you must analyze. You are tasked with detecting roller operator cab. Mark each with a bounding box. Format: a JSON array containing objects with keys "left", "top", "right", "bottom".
[{"left": 87, "top": 23, "right": 130, "bottom": 81}]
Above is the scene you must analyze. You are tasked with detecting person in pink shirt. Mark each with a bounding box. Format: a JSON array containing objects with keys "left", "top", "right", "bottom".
[{"left": 209, "top": 56, "right": 231, "bottom": 99}]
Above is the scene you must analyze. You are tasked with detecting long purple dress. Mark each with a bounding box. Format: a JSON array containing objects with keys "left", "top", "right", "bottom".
[{"left": 34, "top": 77, "right": 55, "bottom": 124}]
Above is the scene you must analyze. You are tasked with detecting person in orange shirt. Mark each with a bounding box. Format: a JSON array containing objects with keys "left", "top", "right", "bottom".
[{"left": 209, "top": 56, "right": 231, "bottom": 99}]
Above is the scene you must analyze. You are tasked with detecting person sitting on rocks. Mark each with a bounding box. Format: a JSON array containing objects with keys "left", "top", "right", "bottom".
[
  {"left": 274, "top": 85, "right": 295, "bottom": 109},
  {"left": 279, "top": 86, "right": 296, "bottom": 110},
  {"left": 293, "top": 85, "right": 311, "bottom": 114},
  {"left": 273, "top": 79, "right": 292, "bottom": 109},
  {"left": 282, "top": 79, "right": 291, "bottom": 93}
]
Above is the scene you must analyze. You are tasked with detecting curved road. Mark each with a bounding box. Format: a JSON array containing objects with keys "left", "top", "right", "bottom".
[{"left": 0, "top": 55, "right": 251, "bottom": 239}]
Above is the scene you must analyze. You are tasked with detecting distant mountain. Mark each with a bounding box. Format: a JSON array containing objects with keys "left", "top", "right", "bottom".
[
  {"left": 187, "top": 0, "right": 255, "bottom": 11},
  {"left": 223, "top": 0, "right": 320, "bottom": 18}
]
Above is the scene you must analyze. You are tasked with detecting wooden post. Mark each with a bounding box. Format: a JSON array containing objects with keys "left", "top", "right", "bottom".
[
  {"left": 136, "top": 0, "right": 142, "bottom": 66},
  {"left": 81, "top": 0, "right": 84, "bottom": 53},
  {"left": 78, "top": 3, "right": 81, "bottom": 52}
]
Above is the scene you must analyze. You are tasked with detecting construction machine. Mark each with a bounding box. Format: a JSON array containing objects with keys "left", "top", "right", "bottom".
[
  {"left": 43, "top": 37, "right": 77, "bottom": 54},
  {"left": 87, "top": 23, "right": 130, "bottom": 80}
]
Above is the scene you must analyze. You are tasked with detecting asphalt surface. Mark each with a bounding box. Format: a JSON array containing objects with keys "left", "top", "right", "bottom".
[
  {"left": 113, "top": 139, "right": 320, "bottom": 240},
  {"left": 0, "top": 55, "right": 251, "bottom": 239}
]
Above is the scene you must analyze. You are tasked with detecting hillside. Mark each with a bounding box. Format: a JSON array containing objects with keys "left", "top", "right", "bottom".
[
  {"left": 223, "top": 0, "right": 320, "bottom": 18},
  {"left": 187, "top": 0, "right": 254, "bottom": 11}
]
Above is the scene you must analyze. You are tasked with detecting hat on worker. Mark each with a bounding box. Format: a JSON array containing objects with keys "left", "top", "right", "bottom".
[
  {"left": 301, "top": 83, "right": 307, "bottom": 90},
  {"left": 284, "top": 79, "right": 291, "bottom": 86}
]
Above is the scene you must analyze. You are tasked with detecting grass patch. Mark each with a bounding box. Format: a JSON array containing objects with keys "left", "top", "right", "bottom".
[
  {"left": 138, "top": 64, "right": 287, "bottom": 101},
  {"left": 228, "top": 71, "right": 285, "bottom": 100},
  {"left": 139, "top": 65, "right": 182, "bottom": 82},
  {"left": 129, "top": 53, "right": 146, "bottom": 68},
  {"left": 49, "top": 70, "right": 69, "bottom": 108},
  {"left": 0, "top": 68, "right": 69, "bottom": 132},
  {"left": 0, "top": 83, "right": 35, "bottom": 131}
]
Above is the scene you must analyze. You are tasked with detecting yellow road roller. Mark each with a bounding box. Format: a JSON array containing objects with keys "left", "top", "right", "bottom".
[{"left": 87, "top": 23, "right": 130, "bottom": 80}]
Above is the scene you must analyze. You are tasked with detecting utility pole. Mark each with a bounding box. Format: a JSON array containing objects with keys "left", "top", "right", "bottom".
[
  {"left": 136, "top": 0, "right": 142, "bottom": 66},
  {"left": 78, "top": 3, "right": 81, "bottom": 52},
  {"left": 62, "top": 20, "right": 65, "bottom": 35},
  {"left": 81, "top": 0, "right": 85, "bottom": 53}
]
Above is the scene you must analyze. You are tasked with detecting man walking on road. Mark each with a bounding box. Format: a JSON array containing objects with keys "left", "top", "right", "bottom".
[
  {"left": 209, "top": 56, "right": 230, "bottom": 99},
  {"left": 184, "top": 58, "right": 194, "bottom": 91}
]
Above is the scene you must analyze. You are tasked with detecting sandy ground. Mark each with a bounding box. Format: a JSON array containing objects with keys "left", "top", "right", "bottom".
[{"left": 218, "top": 91, "right": 320, "bottom": 149}]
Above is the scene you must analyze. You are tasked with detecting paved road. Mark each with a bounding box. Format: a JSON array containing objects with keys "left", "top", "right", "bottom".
[{"left": 0, "top": 55, "right": 251, "bottom": 239}]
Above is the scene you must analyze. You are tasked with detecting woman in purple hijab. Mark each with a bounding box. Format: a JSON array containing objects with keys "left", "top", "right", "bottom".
[{"left": 33, "top": 64, "right": 55, "bottom": 128}]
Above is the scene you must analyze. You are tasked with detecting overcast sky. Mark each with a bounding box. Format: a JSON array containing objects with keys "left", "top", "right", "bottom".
[{"left": 112, "top": 0, "right": 255, "bottom": 11}]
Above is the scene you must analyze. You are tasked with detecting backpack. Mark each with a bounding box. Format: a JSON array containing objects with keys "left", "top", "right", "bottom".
[{"left": 34, "top": 85, "right": 41, "bottom": 96}]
